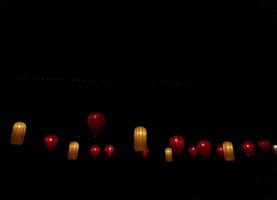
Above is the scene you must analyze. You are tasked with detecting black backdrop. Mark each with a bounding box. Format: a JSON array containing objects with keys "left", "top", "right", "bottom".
[
  {"left": 1, "top": 2, "right": 276, "bottom": 199},
  {"left": 1, "top": 75, "right": 277, "bottom": 199}
]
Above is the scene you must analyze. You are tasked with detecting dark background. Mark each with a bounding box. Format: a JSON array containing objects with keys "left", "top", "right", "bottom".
[{"left": 1, "top": 2, "right": 276, "bottom": 199}]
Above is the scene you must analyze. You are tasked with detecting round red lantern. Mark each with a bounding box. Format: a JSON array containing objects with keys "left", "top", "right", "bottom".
[
  {"left": 170, "top": 136, "right": 185, "bottom": 157},
  {"left": 216, "top": 145, "right": 224, "bottom": 157},
  {"left": 258, "top": 139, "right": 271, "bottom": 152},
  {"left": 90, "top": 145, "right": 101, "bottom": 159},
  {"left": 141, "top": 148, "right": 150, "bottom": 159},
  {"left": 197, "top": 140, "right": 211, "bottom": 159},
  {"left": 188, "top": 146, "right": 198, "bottom": 160},
  {"left": 242, "top": 140, "right": 255, "bottom": 156},
  {"left": 104, "top": 145, "right": 115, "bottom": 159},
  {"left": 87, "top": 113, "right": 106, "bottom": 137},
  {"left": 44, "top": 134, "right": 58, "bottom": 152}
]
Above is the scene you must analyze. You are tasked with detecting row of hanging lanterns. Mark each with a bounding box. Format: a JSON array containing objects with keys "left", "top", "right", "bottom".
[{"left": 7, "top": 119, "right": 277, "bottom": 162}]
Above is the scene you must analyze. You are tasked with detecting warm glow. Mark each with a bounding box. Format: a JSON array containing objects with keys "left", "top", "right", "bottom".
[
  {"left": 272, "top": 145, "right": 277, "bottom": 155},
  {"left": 68, "top": 141, "right": 79, "bottom": 160},
  {"left": 10, "top": 122, "right": 27, "bottom": 146},
  {"left": 165, "top": 147, "right": 173, "bottom": 162},
  {"left": 222, "top": 141, "right": 235, "bottom": 161},
  {"left": 134, "top": 126, "right": 147, "bottom": 152}
]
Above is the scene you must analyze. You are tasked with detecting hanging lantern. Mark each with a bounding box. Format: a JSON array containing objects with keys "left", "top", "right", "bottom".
[
  {"left": 165, "top": 147, "right": 173, "bottom": 162},
  {"left": 272, "top": 145, "right": 277, "bottom": 155},
  {"left": 242, "top": 140, "right": 255, "bottom": 157},
  {"left": 216, "top": 145, "right": 224, "bottom": 158},
  {"left": 222, "top": 141, "right": 235, "bottom": 161},
  {"left": 44, "top": 134, "right": 59, "bottom": 152},
  {"left": 188, "top": 146, "right": 198, "bottom": 160},
  {"left": 10, "top": 122, "right": 27, "bottom": 146},
  {"left": 197, "top": 140, "right": 211, "bottom": 159},
  {"left": 134, "top": 126, "right": 147, "bottom": 152},
  {"left": 141, "top": 148, "right": 150, "bottom": 159},
  {"left": 90, "top": 145, "right": 101, "bottom": 160},
  {"left": 104, "top": 145, "right": 115, "bottom": 159},
  {"left": 170, "top": 136, "right": 185, "bottom": 157},
  {"left": 68, "top": 141, "right": 79, "bottom": 160},
  {"left": 87, "top": 112, "right": 106, "bottom": 137},
  {"left": 258, "top": 139, "right": 271, "bottom": 152}
]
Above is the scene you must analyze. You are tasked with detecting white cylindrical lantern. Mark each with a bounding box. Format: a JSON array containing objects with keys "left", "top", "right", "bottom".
[
  {"left": 68, "top": 141, "right": 79, "bottom": 160},
  {"left": 134, "top": 126, "right": 147, "bottom": 152},
  {"left": 165, "top": 147, "right": 173, "bottom": 162},
  {"left": 222, "top": 141, "right": 235, "bottom": 161},
  {"left": 10, "top": 122, "right": 27, "bottom": 145},
  {"left": 272, "top": 145, "right": 277, "bottom": 155}
]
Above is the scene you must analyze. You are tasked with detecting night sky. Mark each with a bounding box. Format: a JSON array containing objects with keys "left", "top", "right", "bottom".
[{"left": 1, "top": 2, "right": 276, "bottom": 200}]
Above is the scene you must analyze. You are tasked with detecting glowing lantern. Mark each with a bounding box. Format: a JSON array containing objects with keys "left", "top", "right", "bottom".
[
  {"left": 272, "top": 145, "right": 277, "bottom": 155},
  {"left": 170, "top": 136, "right": 185, "bottom": 157},
  {"left": 216, "top": 145, "right": 224, "bottom": 157},
  {"left": 141, "top": 148, "right": 150, "bottom": 159},
  {"left": 68, "top": 141, "right": 79, "bottom": 160},
  {"left": 222, "top": 141, "right": 235, "bottom": 161},
  {"left": 258, "top": 139, "right": 271, "bottom": 152},
  {"left": 188, "top": 146, "right": 198, "bottom": 160},
  {"left": 90, "top": 145, "right": 101, "bottom": 159},
  {"left": 165, "top": 147, "right": 173, "bottom": 162},
  {"left": 104, "top": 145, "right": 115, "bottom": 159},
  {"left": 10, "top": 122, "right": 27, "bottom": 145},
  {"left": 44, "top": 134, "right": 58, "bottom": 152},
  {"left": 87, "top": 112, "right": 106, "bottom": 137},
  {"left": 197, "top": 140, "right": 211, "bottom": 159},
  {"left": 134, "top": 126, "right": 147, "bottom": 152},
  {"left": 242, "top": 140, "right": 255, "bottom": 157}
]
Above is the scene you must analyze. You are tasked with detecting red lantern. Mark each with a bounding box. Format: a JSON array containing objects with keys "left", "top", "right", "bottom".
[
  {"left": 216, "top": 145, "right": 224, "bottom": 157},
  {"left": 104, "top": 145, "right": 115, "bottom": 159},
  {"left": 141, "top": 148, "right": 150, "bottom": 159},
  {"left": 197, "top": 140, "right": 211, "bottom": 159},
  {"left": 242, "top": 140, "right": 255, "bottom": 156},
  {"left": 170, "top": 136, "right": 185, "bottom": 157},
  {"left": 90, "top": 145, "right": 101, "bottom": 159},
  {"left": 44, "top": 134, "right": 58, "bottom": 152},
  {"left": 87, "top": 113, "right": 106, "bottom": 137},
  {"left": 188, "top": 146, "right": 198, "bottom": 159},
  {"left": 258, "top": 139, "right": 271, "bottom": 152}
]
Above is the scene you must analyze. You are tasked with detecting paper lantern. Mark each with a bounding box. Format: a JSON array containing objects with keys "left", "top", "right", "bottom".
[
  {"left": 141, "top": 148, "right": 150, "bottom": 159},
  {"left": 258, "top": 139, "right": 271, "bottom": 152},
  {"left": 188, "top": 146, "right": 198, "bottom": 159},
  {"left": 10, "top": 122, "right": 27, "bottom": 145},
  {"left": 222, "top": 141, "right": 235, "bottom": 161},
  {"left": 44, "top": 134, "right": 59, "bottom": 152},
  {"left": 87, "top": 112, "right": 106, "bottom": 137},
  {"left": 170, "top": 136, "right": 185, "bottom": 157},
  {"left": 272, "top": 145, "right": 277, "bottom": 155},
  {"left": 134, "top": 126, "right": 147, "bottom": 152},
  {"left": 104, "top": 145, "right": 115, "bottom": 159},
  {"left": 90, "top": 145, "right": 101, "bottom": 160},
  {"left": 68, "top": 141, "right": 79, "bottom": 160},
  {"left": 216, "top": 145, "right": 224, "bottom": 157},
  {"left": 165, "top": 147, "right": 173, "bottom": 162},
  {"left": 242, "top": 140, "right": 255, "bottom": 157},
  {"left": 197, "top": 140, "right": 211, "bottom": 159}
]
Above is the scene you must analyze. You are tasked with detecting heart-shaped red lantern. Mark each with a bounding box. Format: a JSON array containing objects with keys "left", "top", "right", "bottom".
[
  {"left": 188, "top": 146, "right": 198, "bottom": 159},
  {"left": 141, "top": 148, "right": 150, "bottom": 159},
  {"left": 242, "top": 140, "right": 255, "bottom": 156},
  {"left": 87, "top": 113, "right": 106, "bottom": 137},
  {"left": 44, "top": 134, "right": 58, "bottom": 152},
  {"left": 216, "top": 145, "right": 224, "bottom": 157},
  {"left": 90, "top": 145, "right": 101, "bottom": 159},
  {"left": 197, "top": 140, "right": 211, "bottom": 159},
  {"left": 170, "top": 136, "right": 185, "bottom": 157},
  {"left": 104, "top": 145, "right": 115, "bottom": 159},
  {"left": 258, "top": 139, "right": 271, "bottom": 152}
]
